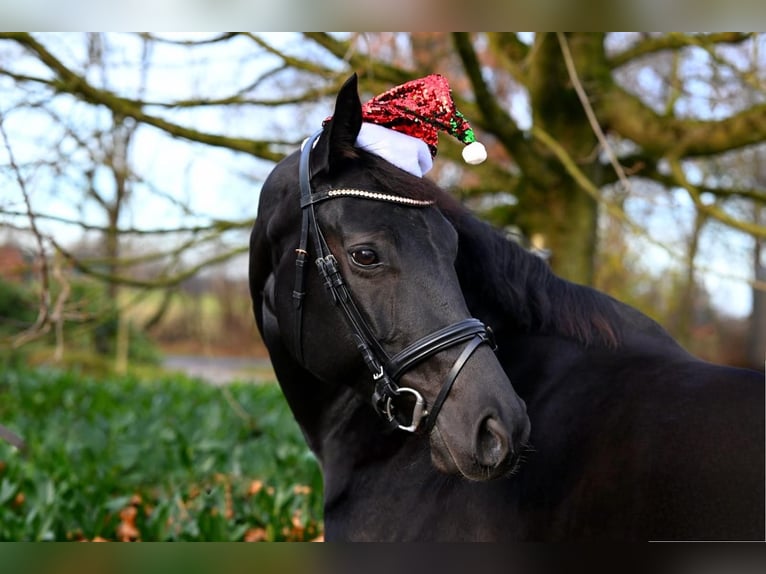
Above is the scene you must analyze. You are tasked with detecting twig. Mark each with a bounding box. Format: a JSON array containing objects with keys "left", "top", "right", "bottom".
[
  {"left": 531, "top": 123, "right": 682, "bottom": 269},
  {"left": 52, "top": 237, "right": 248, "bottom": 289},
  {"left": 0, "top": 113, "right": 52, "bottom": 348},
  {"left": 668, "top": 156, "right": 766, "bottom": 239},
  {"left": 556, "top": 33, "right": 633, "bottom": 195},
  {"left": 220, "top": 386, "right": 258, "bottom": 430},
  {"left": 0, "top": 208, "right": 252, "bottom": 236},
  {"left": 531, "top": 123, "right": 766, "bottom": 289}
]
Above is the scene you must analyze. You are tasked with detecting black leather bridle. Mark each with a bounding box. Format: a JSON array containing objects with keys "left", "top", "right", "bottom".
[{"left": 291, "top": 129, "right": 496, "bottom": 433}]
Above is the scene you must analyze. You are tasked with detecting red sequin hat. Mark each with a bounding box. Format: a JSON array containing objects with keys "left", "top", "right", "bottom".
[{"left": 360, "top": 74, "right": 487, "bottom": 167}]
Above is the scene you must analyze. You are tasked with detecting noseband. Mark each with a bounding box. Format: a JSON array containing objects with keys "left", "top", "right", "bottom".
[{"left": 292, "top": 129, "right": 495, "bottom": 433}]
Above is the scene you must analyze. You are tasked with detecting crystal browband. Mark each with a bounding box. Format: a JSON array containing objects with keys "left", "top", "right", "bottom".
[{"left": 300, "top": 188, "right": 435, "bottom": 208}]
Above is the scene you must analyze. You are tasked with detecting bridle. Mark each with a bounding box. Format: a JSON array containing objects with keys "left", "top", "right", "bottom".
[{"left": 291, "top": 129, "right": 496, "bottom": 433}]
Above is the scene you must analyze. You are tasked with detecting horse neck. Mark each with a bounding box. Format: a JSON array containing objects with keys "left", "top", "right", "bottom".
[
  {"left": 274, "top": 354, "right": 406, "bottom": 471},
  {"left": 280, "top": 373, "right": 417, "bottom": 508}
]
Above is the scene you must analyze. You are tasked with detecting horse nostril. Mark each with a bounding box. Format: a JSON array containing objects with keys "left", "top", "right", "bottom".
[{"left": 476, "top": 416, "right": 511, "bottom": 469}]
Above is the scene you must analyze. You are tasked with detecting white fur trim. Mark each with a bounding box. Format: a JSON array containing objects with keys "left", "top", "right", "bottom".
[{"left": 356, "top": 123, "right": 433, "bottom": 177}]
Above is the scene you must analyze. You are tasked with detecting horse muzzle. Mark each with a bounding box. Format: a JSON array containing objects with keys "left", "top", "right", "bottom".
[{"left": 424, "top": 348, "right": 532, "bottom": 481}]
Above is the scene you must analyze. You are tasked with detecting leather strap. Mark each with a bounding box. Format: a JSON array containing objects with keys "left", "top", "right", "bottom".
[
  {"left": 292, "top": 129, "right": 324, "bottom": 362},
  {"left": 422, "top": 334, "right": 486, "bottom": 435},
  {"left": 386, "top": 318, "right": 487, "bottom": 381}
]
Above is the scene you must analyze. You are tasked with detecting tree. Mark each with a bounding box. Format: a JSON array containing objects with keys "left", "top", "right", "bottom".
[
  {"left": 0, "top": 33, "right": 257, "bottom": 356},
  {"left": 1, "top": 33, "right": 764, "bottom": 366}
]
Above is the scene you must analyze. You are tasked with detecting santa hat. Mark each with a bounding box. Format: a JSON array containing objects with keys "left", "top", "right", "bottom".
[{"left": 353, "top": 74, "right": 488, "bottom": 177}]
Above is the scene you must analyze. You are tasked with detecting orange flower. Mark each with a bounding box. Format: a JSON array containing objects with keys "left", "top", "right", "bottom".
[
  {"left": 116, "top": 506, "right": 140, "bottom": 542},
  {"left": 244, "top": 527, "right": 267, "bottom": 542},
  {"left": 12, "top": 492, "right": 25, "bottom": 508},
  {"left": 247, "top": 479, "right": 264, "bottom": 496}
]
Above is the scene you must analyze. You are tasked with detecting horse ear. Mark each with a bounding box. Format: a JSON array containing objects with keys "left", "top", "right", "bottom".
[{"left": 313, "top": 73, "right": 363, "bottom": 174}]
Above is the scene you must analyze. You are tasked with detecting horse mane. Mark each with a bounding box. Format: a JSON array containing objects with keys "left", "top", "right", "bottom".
[
  {"left": 450, "top": 211, "right": 624, "bottom": 348},
  {"left": 360, "top": 153, "right": 627, "bottom": 348}
]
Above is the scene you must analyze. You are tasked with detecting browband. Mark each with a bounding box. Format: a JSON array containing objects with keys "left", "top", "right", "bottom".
[{"left": 301, "top": 188, "right": 435, "bottom": 208}]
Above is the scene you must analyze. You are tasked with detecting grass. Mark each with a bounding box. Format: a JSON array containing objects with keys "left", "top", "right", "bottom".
[{"left": 0, "top": 368, "right": 323, "bottom": 541}]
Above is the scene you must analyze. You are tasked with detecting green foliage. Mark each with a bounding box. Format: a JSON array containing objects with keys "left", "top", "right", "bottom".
[
  {"left": 0, "top": 278, "right": 36, "bottom": 334},
  {"left": 0, "top": 368, "right": 323, "bottom": 541},
  {"left": 0, "top": 279, "right": 36, "bottom": 370}
]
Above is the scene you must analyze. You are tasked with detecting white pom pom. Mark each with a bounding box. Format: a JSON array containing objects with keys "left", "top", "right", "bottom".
[{"left": 462, "top": 141, "right": 487, "bottom": 165}]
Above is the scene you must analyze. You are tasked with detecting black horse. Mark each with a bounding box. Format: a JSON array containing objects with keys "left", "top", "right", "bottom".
[{"left": 249, "top": 75, "right": 765, "bottom": 541}]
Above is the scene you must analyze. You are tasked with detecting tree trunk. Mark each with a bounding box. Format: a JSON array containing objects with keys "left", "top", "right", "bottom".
[
  {"left": 115, "top": 312, "right": 130, "bottom": 375},
  {"left": 514, "top": 176, "right": 598, "bottom": 285},
  {"left": 675, "top": 210, "right": 706, "bottom": 349},
  {"left": 517, "top": 33, "right": 602, "bottom": 285}
]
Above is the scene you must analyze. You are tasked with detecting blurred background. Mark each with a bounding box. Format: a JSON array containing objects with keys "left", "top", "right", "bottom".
[
  {"left": 1, "top": 32, "right": 764, "bottom": 372},
  {"left": 0, "top": 32, "right": 765, "bottom": 541}
]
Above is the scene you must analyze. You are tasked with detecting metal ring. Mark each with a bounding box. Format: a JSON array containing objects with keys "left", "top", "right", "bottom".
[{"left": 384, "top": 387, "right": 428, "bottom": 433}]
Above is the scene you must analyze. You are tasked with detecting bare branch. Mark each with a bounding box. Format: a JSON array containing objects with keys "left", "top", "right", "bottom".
[
  {"left": 0, "top": 114, "right": 52, "bottom": 348},
  {"left": 0, "top": 208, "right": 252, "bottom": 236},
  {"left": 452, "top": 33, "right": 522, "bottom": 146},
  {"left": 608, "top": 33, "right": 754, "bottom": 69},
  {"left": 244, "top": 33, "right": 339, "bottom": 78},
  {"left": 557, "top": 33, "right": 633, "bottom": 195},
  {"left": 599, "top": 84, "right": 766, "bottom": 159},
  {"left": 638, "top": 169, "right": 766, "bottom": 204},
  {"left": 668, "top": 157, "right": 766, "bottom": 239},
  {"left": 54, "top": 239, "right": 249, "bottom": 289},
  {"left": 138, "top": 33, "right": 241, "bottom": 47},
  {"left": 451, "top": 32, "right": 542, "bottom": 178},
  {"left": 1, "top": 33, "right": 284, "bottom": 162},
  {"left": 487, "top": 33, "right": 531, "bottom": 84},
  {"left": 302, "top": 33, "right": 413, "bottom": 86}
]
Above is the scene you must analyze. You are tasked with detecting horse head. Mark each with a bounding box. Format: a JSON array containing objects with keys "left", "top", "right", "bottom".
[{"left": 250, "top": 74, "right": 530, "bottom": 481}]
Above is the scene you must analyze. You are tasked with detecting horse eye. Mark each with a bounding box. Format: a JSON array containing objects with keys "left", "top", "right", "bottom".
[{"left": 351, "top": 248, "right": 379, "bottom": 267}]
